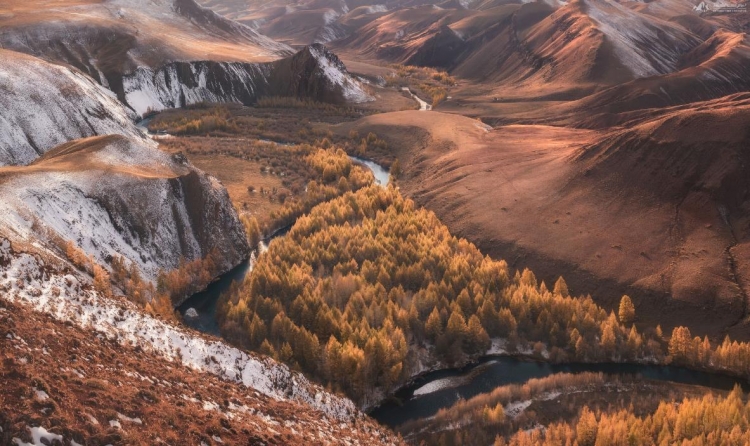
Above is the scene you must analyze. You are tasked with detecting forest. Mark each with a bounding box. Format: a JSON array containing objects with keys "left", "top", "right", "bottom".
[
  {"left": 399, "top": 372, "right": 726, "bottom": 445},
  {"left": 215, "top": 183, "right": 750, "bottom": 407},
  {"left": 502, "top": 386, "right": 750, "bottom": 446},
  {"left": 216, "top": 186, "right": 659, "bottom": 404}
]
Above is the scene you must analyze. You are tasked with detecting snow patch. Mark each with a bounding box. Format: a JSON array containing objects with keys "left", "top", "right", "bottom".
[
  {"left": 308, "top": 45, "right": 373, "bottom": 103},
  {"left": 0, "top": 50, "right": 146, "bottom": 166},
  {"left": 0, "top": 246, "right": 361, "bottom": 421}
]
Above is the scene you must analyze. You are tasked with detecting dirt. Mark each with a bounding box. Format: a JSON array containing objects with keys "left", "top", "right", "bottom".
[{"left": 0, "top": 298, "right": 401, "bottom": 445}]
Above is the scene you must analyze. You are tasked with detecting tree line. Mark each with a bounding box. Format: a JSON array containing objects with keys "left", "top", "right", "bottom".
[
  {"left": 216, "top": 186, "right": 668, "bottom": 405},
  {"left": 503, "top": 386, "right": 750, "bottom": 445}
]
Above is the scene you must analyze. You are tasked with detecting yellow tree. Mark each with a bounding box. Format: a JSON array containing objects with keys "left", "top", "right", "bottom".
[
  {"left": 576, "top": 407, "right": 598, "bottom": 446},
  {"left": 618, "top": 295, "right": 635, "bottom": 325}
]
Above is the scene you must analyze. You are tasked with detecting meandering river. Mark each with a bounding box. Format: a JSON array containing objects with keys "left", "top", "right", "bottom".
[
  {"left": 177, "top": 156, "right": 390, "bottom": 333},
  {"left": 174, "top": 150, "right": 750, "bottom": 430},
  {"left": 369, "top": 355, "right": 750, "bottom": 427}
]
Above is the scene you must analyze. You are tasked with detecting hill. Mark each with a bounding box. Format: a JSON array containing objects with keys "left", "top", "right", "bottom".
[
  {"left": 0, "top": 49, "right": 147, "bottom": 166},
  {"left": 337, "top": 106, "right": 750, "bottom": 339}
]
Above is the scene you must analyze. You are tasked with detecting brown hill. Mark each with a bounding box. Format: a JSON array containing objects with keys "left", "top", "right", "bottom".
[
  {"left": 0, "top": 0, "right": 291, "bottom": 85},
  {"left": 338, "top": 106, "right": 750, "bottom": 339},
  {"left": 0, "top": 299, "right": 400, "bottom": 445}
]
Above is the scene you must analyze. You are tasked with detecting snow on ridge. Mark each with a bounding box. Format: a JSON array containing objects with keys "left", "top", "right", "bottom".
[
  {"left": 0, "top": 244, "right": 361, "bottom": 422},
  {"left": 0, "top": 50, "right": 146, "bottom": 167},
  {"left": 123, "top": 62, "right": 272, "bottom": 117},
  {"left": 0, "top": 136, "right": 247, "bottom": 282},
  {"left": 0, "top": 171, "right": 194, "bottom": 281},
  {"left": 364, "top": 5, "right": 389, "bottom": 14},
  {"left": 308, "top": 45, "right": 374, "bottom": 103},
  {"left": 123, "top": 47, "right": 371, "bottom": 117},
  {"left": 584, "top": 0, "right": 699, "bottom": 79}
]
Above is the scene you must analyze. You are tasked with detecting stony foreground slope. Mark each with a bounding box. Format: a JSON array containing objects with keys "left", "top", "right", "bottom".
[{"left": 0, "top": 264, "right": 400, "bottom": 445}]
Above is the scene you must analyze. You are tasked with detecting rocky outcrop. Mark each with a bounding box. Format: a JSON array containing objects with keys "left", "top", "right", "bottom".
[
  {"left": 122, "top": 44, "right": 372, "bottom": 116},
  {"left": 0, "top": 135, "right": 250, "bottom": 281}
]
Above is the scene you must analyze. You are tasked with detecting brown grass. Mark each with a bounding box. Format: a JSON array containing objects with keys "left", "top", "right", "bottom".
[{"left": 0, "top": 298, "right": 400, "bottom": 445}]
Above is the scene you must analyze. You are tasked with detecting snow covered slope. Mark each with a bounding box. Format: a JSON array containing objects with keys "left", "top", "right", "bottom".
[
  {"left": 583, "top": 0, "right": 701, "bottom": 79},
  {"left": 0, "top": 135, "right": 250, "bottom": 281},
  {"left": 123, "top": 44, "right": 372, "bottom": 116},
  {"left": 0, "top": 240, "right": 401, "bottom": 444},
  {"left": 0, "top": 50, "right": 147, "bottom": 167},
  {"left": 0, "top": 0, "right": 292, "bottom": 84},
  {"left": 1, "top": 298, "right": 400, "bottom": 445}
]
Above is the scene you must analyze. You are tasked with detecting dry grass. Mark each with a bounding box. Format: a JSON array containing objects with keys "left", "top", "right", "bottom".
[{"left": 0, "top": 298, "right": 402, "bottom": 445}]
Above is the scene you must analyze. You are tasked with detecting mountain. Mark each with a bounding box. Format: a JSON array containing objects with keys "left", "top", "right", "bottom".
[
  {"left": 0, "top": 0, "right": 291, "bottom": 82},
  {"left": 0, "top": 50, "right": 147, "bottom": 167},
  {"left": 124, "top": 43, "right": 373, "bottom": 117},
  {"left": 0, "top": 134, "right": 250, "bottom": 282}
]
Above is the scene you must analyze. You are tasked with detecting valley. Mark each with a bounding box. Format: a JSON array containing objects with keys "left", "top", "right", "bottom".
[{"left": 2, "top": 0, "right": 750, "bottom": 444}]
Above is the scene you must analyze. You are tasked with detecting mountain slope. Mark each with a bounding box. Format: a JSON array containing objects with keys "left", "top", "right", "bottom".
[
  {"left": 0, "top": 135, "right": 250, "bottom": 282},
  {"left": 0, "top": 50, "right": 147, "bottom": 167},
  {"left": 340, "top": 106, "right": 750, "bottom": 339},
  {"left": 0, "top": 0, "right": 291, "bottom": 83},
  {"left": 123, "top": 44, "right": 373, "bottom": 116},
  {"left": 0, "top": 249, "right": 401, "bottom": 444}
]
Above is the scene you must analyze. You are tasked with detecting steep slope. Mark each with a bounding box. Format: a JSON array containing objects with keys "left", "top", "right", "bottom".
[
  {"left": 123, "top": 44, "right": 373, "bottom": 116},
  {"left": 339, "top": 105, "right": 750, "bottom": 339},
  {"left": 0, "top": 50, "right": 147, "bottom": 167},
  {"left": 452, "top": 0, "right": 699, "bottom": 86},
  {"left": 0, "top": 135, "right": 250, "bottom": 282},
  {"left": 330, "top": 0, "right": 700, "bottom": 98},
  {"left": 199, "top": 0, "right": 387, "bottom": 45},
  {"left": 0, "top": 0, "right": 291, "bottom": 85},
  {"left": 570, "top": 30, "right": 750, "bottom": 123},
  {"left": 333, "top": 6, "right": 471, "bottom": 63},
  {"left": 0, "top": 250, "right": 401, "bottom": 444}
]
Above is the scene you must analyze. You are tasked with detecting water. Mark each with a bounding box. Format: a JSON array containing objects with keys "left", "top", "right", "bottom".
[
  {"left": 349, "top": 156, "right": 391, "bottom": 186},
  {"left": 177, "top": 158, "right": 391, "bottom": 332},
  {"left": 401, "top": 87, "right": 432, "bottom": 111},
  {"left": 177, "top": 258, "right": 254, "bottom": 335},
  {"left": 369, "top": 355, "right": 750, "bottom": 427}
]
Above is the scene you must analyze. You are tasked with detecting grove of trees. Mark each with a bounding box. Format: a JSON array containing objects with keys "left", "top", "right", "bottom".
[
  {"left": 503, "top": 386, "right": 750, "bottom": 446},
  {"left": 216, "top": 186, "right": 665, "bottom": 405}
]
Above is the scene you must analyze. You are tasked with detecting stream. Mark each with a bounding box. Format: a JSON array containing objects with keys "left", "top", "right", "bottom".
[
  {"left": 176, "top": 156, "right": 390, "bottom": 333},
  {"left": 163, "top": 128, "right": 749, "bottom": 429},
  {"left": 402, "top": 87, "right": 432, "bottom": 111},
  {"left": 369, "top": 355, "right": 750, "bottom": 427}
]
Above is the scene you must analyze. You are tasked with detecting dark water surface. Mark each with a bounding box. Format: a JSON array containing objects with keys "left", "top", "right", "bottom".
[
  {"left": 369, "top": 355, "right": 750, "bottom": 427},
  {"left": 177, "top": 157, "right": 390, "bottom": 334}
]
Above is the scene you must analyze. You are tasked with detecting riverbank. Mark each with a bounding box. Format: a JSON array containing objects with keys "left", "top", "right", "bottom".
[
  {"left": 369, "top": 353, "right": 750, "bottom": 428},
  {"left": 176, "top": 154, "right": 391, "bottom": 332}
]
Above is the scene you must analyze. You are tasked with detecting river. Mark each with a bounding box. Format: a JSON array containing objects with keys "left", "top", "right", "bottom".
[
  {"left": 177, "top": 156, "right": 391, "bottom": 332},
  {"left": 169, "top": 142, "right": 750, "bottom": 430},
  {"left": 174, "top": 148, "right": 750, "bottom": 428},
  {"left": 402, "top": 87, "right": 432, "bottom": 111},
  {"left": 369, "top": 355, "right": 750, "bottom": 427}
]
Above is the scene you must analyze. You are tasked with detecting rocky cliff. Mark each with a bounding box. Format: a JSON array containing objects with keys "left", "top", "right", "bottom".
[
  {"left": 122, "top": 44, "right": 372, "bottom": 116},
  {"left": 0, "top": 135, "right": 250, "bottom": 281}
]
